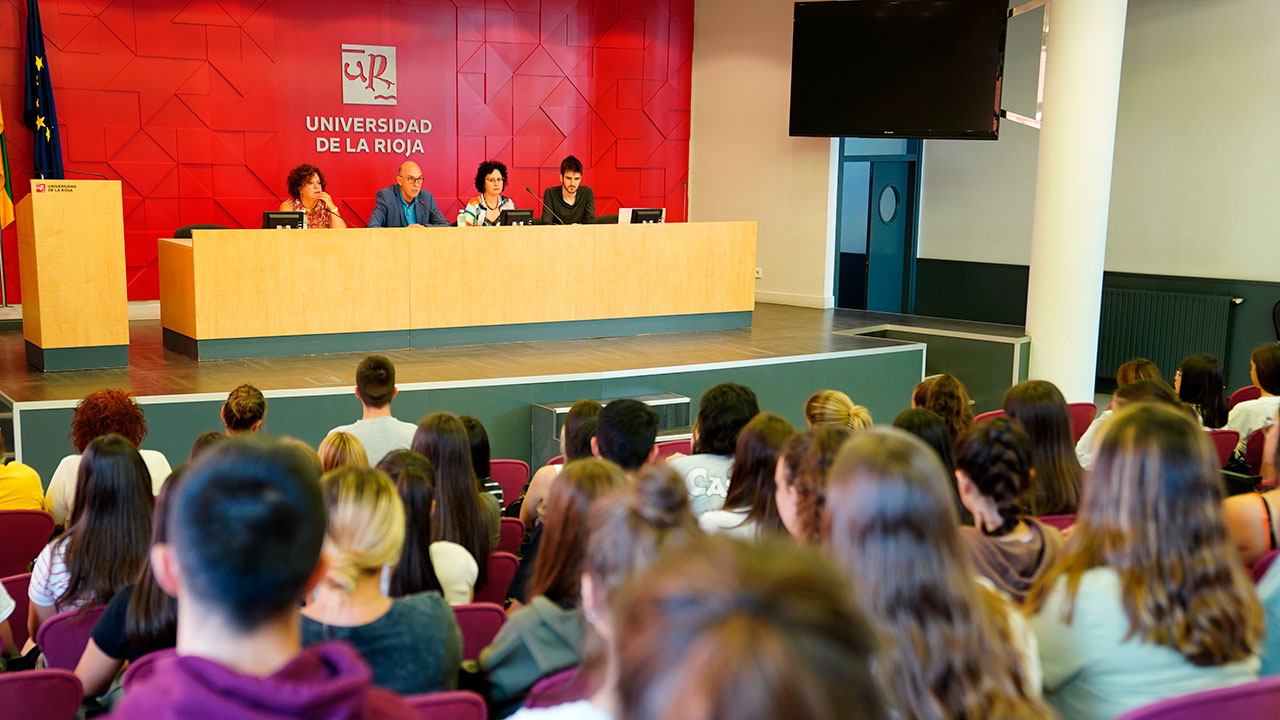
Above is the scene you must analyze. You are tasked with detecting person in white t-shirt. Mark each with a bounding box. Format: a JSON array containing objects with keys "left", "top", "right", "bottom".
[
  {"left": 1226, "top": 344, "right": 1280, "bottom": 457},
  {"left": 44, "top": 389, "right": 171, "bottom": 525},
  {"left": 668, "top": 383, "right": 759, "bottom": 517},
  {"left": 327, "top": 355, "right": 419, "bottom": 467},
  {"left": 0, "top": 580, "right": 16, "bottom": 657}
]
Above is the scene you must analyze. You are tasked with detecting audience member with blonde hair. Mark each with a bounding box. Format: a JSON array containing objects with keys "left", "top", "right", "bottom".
[
  {"left": 826, "top": 428, "right": 1049, "bottom": 720},
  {"left": 804, "top": 389, "right": 871, "bottom": 431},
  {"left": 302, "top": 466, "right": 461, "bottom": 695},
  {"left": 317, "top": 431, "right": 369, "bottom": 472},
  {"left": 1029, "top": 403, "right": 1262, "bottom": 719}
]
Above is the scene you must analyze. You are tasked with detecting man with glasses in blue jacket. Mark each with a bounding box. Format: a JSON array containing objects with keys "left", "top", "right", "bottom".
[{"left": 367, "top": 160, "right": 451, "bottom": 227}]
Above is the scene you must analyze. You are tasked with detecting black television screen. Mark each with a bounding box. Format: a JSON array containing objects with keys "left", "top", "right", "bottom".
[{"left": 789, "top": 0, "right": 1009, "bottom": 140}]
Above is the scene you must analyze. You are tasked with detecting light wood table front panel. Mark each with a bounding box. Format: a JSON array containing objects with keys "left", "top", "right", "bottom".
[{"left": 160, "top": 222, "right": 755, "bottom": 341}]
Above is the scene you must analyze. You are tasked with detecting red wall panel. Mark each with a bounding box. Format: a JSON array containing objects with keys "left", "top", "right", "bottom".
[{"left": 0, "top": 0, "right": 693, "bottom": 302}]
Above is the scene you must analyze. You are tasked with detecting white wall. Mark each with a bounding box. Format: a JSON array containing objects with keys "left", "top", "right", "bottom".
[
  {"left": 919, "top": 0, "right": 1280, "bottom": 283},
  {"left": 689, "top": 0, "right": 835, "bottom": 308}
]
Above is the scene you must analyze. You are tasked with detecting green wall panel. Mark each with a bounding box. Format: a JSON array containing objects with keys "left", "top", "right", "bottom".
[{"left": 17, "top": 348, "right": 925, "bottom": 487}]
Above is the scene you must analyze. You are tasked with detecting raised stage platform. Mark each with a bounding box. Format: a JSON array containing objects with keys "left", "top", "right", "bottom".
[{"left": 0, "top": 303, "right": 1029, "bottom": 485}]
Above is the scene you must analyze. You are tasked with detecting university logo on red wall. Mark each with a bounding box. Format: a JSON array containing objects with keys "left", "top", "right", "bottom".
[{"left": 342, "top": 44, "right": 397, "bottom": 106}]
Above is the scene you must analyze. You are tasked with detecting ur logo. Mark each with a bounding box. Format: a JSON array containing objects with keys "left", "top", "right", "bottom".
[
  {"left": 342, "top": 44, "right": 396, "bottom": 106},
  {"left": 34, "top": 183, "right": 46, "bottom": 193}
]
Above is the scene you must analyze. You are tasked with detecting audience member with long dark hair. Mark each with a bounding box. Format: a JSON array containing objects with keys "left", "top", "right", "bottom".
[
  {"left": 1029, "top": 403, "right": 1262, "bottom": 719},
  {"left": 28, "top": 435, "right": 155, "bottom": 644},
  {"left": 302, "top": 466, "right": 462, "bottom": 695},
  {"left": 379, "top": 450, "right": 477, "bottom": 605},
  {"left": 911, "top": 374, "right": 975, "bottom": 440},
  {"left": 479, "top": 458, "right": 626, "bottom": 718},
  {"left": 510, "top": 461, "right": 700, "bottom": 720},
  {"left": 892, "top": 407, "right": 968, "bottom": 524},
  {"left": 461, "top": 415, "right": 505, "bottom": 506},
  {"left": 1003, "top": 380, "right": 1083, "bottom": 516},
  {"left": 75, "top": 464, "right": 187, "bottom": 704},
  {"left": 522, "top": 400, "right": 603, "bottom": 528},
  {"left": 1176, "top": 354, "right": 1229, "bottom": 429},
  {"left": 774, "top": 426, "right": 851, "bottom": 545},
  {"left": 826, "top": 428, "right": 1049, "bottom": 720},
  {"left": 46, "top": 389, "right": 172, "bottom": 525},
  {"left": 612, "top": 536, "right": 886, "bottom": 720},
  {"left": 954, "top": 417, "right": 1065, "bottom": 604},
  {"left": 1226, "top": 343, "right": 1280, "bottom": 457},
  {"left": 698, "top": 413, "right": 795, "bottom": 539},
  {"left": 412, "top": 412, "right": 498, "bottom": 586},
  {"left": 669, "top": 382, "right": 759, "bottom": 516}
]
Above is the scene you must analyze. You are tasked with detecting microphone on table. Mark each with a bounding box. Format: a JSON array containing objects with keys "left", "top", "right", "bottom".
[
  {"left": 418, "top": 198, "right": 452, "bottom": 227},
  {"left": 526, "top": 187, "right": 563, "bottom": 225}
]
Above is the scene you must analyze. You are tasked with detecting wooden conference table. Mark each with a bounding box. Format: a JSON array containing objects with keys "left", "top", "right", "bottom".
[{"left": 158, "top": 221, "right": 757, "bottom": 360}]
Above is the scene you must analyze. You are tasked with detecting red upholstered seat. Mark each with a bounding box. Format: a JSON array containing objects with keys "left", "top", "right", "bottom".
[
  {"left": 973, "top": 409, "right": 1005, "bottom": 424},
  {"left": 0, "top": 669, "right": 83, "bottom": 720},
  {"left": 0, "top": 510, "right": 55, "bottom": 578},
  {"left": 404, "top": 690, "right": 487, "bottom": 720},
  {"left": 1206, "top": 429, "right": 1240, "bottom": 468},
  {"left": 1229, "top": 385, "right": 1262, "bottom": 411},
  {"left": 472, "top": 552, "right": 518, "bottom": 606},
  {"left": 34, "top": 606, "right": 106, "bottom": 671},
  {"left": 452, "top": 602, "right": 507, "bottom": 662},
  {"left": 1115, "top": 676, "right": 1280, "bottom": 720},
  {"left": 1067, "top": 402, "right": 1098, "bottom": 444},
  {"left": 498, "top": 517, "right": 525, "bottom": 555},
  {"left": 2, "top": 573, "right": 32, "bottom": 649},
  {"left": 490, "top": 460, "right": 531, "bottom": 509}
]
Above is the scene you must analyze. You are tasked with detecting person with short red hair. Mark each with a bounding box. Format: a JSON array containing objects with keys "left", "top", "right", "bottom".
[{"left": 45, "top": 389, "right": 172, "bottom": 524}]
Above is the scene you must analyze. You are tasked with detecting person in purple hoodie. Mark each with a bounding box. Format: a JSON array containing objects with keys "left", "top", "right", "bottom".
[{"left": 111, "top": 437, "right": 416, "bottom": 720}]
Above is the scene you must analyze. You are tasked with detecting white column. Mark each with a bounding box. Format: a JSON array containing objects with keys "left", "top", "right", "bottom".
[{"left": 1025, "top": 0, "right": 1128, "bottom": 401}]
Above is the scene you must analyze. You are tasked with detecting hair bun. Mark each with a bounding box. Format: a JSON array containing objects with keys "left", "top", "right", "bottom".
[{"left": 631, "top": 464, "right": 692, "bottom": 529}]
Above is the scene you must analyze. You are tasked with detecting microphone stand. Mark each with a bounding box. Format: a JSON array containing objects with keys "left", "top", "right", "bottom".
[
  {"left": 526, "top": 187, "right": 563, "bottom": 225},
  {"left": 418, "top": 198, "right": 453, "bottom": 227}
]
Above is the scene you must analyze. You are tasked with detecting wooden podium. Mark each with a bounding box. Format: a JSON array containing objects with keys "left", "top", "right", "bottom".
[{"left": 16, "top": 179, "right": 129, "bottom": 371}]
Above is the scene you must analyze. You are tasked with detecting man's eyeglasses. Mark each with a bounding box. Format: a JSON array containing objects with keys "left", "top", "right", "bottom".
[{"left": 399, "top": 175, "right": 425, "bottom": 184}]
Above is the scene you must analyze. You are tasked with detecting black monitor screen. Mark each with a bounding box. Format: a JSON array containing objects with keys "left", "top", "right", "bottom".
[
  {"left": 629, "top": 209, "right": 664, "bottom": 224},
  {"left": 499, "top": 209, "right": 534, "bottom": 226},
  {"left": 262, "top": 211, "right": 304, "bottom": 229},
  {"left": 789, "top": 0, "right": 1008, "bottom": 140}
]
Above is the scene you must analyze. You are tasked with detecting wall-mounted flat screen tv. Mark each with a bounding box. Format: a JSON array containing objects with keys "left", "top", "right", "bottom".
[{"left": 789, "top": 0, "right": 1009, "bottom": 140}]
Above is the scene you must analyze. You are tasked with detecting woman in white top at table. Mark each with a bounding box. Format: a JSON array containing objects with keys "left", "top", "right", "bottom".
[
  {"left": 458, "top": 160, "right": 516, "bottom": 227},
  {"left": 45, "top": 389, "right": 171, "bottom": 526}
]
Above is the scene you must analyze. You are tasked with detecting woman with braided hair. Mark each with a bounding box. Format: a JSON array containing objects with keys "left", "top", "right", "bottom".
[{"left": 954, "top": 417, "right": 1065, "bottom": 603}]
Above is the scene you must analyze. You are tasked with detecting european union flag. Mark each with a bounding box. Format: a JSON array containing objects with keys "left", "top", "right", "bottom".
[{"left": 24, "top": 0, "right": 63, "bottom": 180}]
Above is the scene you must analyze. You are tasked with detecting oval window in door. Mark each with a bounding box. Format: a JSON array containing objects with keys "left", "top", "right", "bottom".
[{"left": 878, "top": 185, "right": 899, "bottom": 224}]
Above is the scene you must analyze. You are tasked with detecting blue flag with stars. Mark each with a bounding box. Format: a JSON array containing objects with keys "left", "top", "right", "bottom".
[{"left": 24, "top": 0, "right": 63, "bottom": 180}]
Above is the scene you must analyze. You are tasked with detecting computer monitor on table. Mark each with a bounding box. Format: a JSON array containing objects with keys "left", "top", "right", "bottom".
[
  {"left": 262, "top": 211, "right": 304, "bottom": 229},
  {"left": 498, "top": 209, "right": 534, "bottom": 226},
  {"left": 619, "top": 208, "right": 664, "bottom": 224}
]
